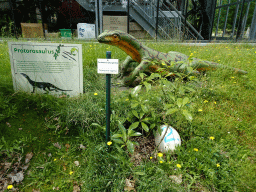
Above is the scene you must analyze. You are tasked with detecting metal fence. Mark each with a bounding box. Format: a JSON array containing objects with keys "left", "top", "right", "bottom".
[{"left": 213, "top": 0, "right": 256, "bottom": 40}]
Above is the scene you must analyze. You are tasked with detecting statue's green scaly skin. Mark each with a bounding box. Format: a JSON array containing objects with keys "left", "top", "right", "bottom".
[{"left": 97, "top": 30, "right": 247, "bottom": 86}]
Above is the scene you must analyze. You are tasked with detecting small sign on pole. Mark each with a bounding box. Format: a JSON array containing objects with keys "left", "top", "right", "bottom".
[
  {"left": 97, "top": 52, "right": 119, "bottom": 147},
  {"left": 97, "top": 59, "right": 119, "bottom": 74}
]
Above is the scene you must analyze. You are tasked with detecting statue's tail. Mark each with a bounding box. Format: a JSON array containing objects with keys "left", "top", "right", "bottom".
[{"left": 190, "top": 58, "right": 248, "bottom": 74}]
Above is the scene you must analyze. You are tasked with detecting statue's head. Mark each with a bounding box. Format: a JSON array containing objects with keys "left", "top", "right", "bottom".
[{"left": 97, "top": 30, "right": 126, "bottom": 44}]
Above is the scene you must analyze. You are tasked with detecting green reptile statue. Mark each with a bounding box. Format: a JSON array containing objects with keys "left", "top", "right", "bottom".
[{"left": 97, "top": 30, "right": 247, "bottom": 86}]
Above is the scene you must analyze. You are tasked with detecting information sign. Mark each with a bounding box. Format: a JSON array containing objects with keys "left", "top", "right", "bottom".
[
  {"left": 97, "top": 59, "right": 119, "bottom": 74},
  {"left": 8, "top": 42, "right": 83, "bottom": 97}
]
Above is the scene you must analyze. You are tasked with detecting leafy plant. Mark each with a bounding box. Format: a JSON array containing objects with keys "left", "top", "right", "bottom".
[
  {"left": 111, "top": 121, "right": 142, "bottom": 153},
  {"left": 164, "top": 96, "right": 193, "bottom": 121}
]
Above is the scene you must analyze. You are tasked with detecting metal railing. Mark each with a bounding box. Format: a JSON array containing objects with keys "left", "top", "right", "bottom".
[
  {"left": 129, "top": 0, "right": 201, "bottom": 40},
  {"left": 213, "top": 0, "right": 256, "bottom": 40}
]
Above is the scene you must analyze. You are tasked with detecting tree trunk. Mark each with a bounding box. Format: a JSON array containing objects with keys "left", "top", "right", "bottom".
[{"left": 198, "top": 0, "right": 216, "bottom": 40}]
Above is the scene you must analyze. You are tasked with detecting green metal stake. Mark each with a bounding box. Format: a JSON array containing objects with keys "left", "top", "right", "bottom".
[{"left": 106, "top": 51, "right": 111, "bottom": 146}]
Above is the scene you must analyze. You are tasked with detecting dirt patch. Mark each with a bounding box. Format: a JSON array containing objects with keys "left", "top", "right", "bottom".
[{"left": 130, "top": 136, "right": 157, "bottom": 166}]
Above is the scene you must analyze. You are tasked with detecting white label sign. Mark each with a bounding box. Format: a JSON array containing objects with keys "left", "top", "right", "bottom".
[
  {"left": 97, "top": 59, "right": 119, "bottom": 74},
  {"left": 77, "top": 23, "right": 96, "bottom": 39},
  {"left": 8, "top": 42, "right": 83, "bottom": 97}
]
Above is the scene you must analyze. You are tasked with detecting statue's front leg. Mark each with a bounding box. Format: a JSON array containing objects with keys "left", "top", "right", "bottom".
[
  {"left": 123, "top": 60, "right": 150, "bottom": 86},
  {"left": 119, "top": 56, "right": 134, "bottom": 77}
]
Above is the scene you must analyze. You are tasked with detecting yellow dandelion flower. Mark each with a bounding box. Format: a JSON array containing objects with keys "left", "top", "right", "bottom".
[
  {"left": 218, "top": 60, "right": 220, "bottom": 62},
  {"left": 69, "top": 171, "right": 74, "bottom": 175},
  {"left": 150, "top": 157, "right": 153, "bottom": 159},
  {"left": 198, "top": 109, "right": 203, "bottom": 112},
  {"left": 214, "top": 101, "right": 217, "bottom": 104},
  {"left": 7, "top": 185, "right": 13, "bottom": 189},
  {"left": 216, "top": 163, "right": 220, "bottom": 167},
  {"left": 125, "top": 98, "right": 129, "bottom": 101},
  {"left": 238, "top": 61, "right": 241, "bottom": 62},
  {"left": 94, "top": 93, "right": 98, "bottom": 96},
  {"left": 107, "top": 141, "right": 112, "bottom": 146},
  {"left": 162, "top": 62, "right": 166, "bottom": 65},
  {"left": 233, "top": 82, "right": 237, "bottom": 84},
  {"left": 54, "top": 158, "right": 57, "bottom": 161},
  {"left": 209, "top": 136, "right": 215, "bottom": 140},
  {"left": 231, "top": 77, "right": 235, "bottom": 78},
  {"left": 176, "top": 164, "right": 181, "bottom": 168},
  {"left": 158, "top": 153, "right": 163, "bottom": 157},
  {"left": 204, "top": 100, "right": 208, "bottom": 103},
  {"left": 194, "top": 148, "right": 199, "bottom": 152},
  {"left": 159, "top": 161, "right": 163, "bottom": 163}
]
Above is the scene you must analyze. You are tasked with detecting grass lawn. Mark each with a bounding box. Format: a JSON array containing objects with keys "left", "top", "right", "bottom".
[{"left": 0, "top": 39, "right": 255, "bottom": 191}]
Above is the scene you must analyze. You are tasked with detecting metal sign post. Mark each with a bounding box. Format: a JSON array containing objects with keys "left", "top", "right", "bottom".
[
  {"left": 106, "top": 51, "right": 111, "bottom": 145},
  {"left": 97, "top": 51, "right": 119, "bottom": 147}
]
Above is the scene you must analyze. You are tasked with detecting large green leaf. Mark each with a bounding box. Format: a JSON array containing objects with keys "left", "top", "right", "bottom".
[
  {"left": 139, "top": 112, "right": 145, "bottom": 119},
  {"left": 131, "top": 102, "right": 139, "bottom": 108},
  {"left": 132, "top": 110, "right": 139, "bottom": 119},
  {"left": 183, "top": 110, "right": 193, "bottom": 122},
  {"left": 129, "top": 122, "right": 140, "bottom": 130},
  {"left": 112, "top": 138, "right": 125, "bottom": 144},
  {"left": 149, "top": 73, "right": 161, "bottom": 80},
  {"left": 111, "top": 133, "right": 123, "bottom": 138},
  {"left": 91, "top": 123, "right": 105, "bottom": 130},
  {"left": 131, "top": 85, "right": 142, "bottom": 96},
  {"left": 139, "top": 73, "right": 146, "bottom": 80},
  {"left": 166, "top": 108, "right": 179, "bottom": 115},
  {"left": 141, "top": 117, "right": 150, "bottom": 123},
  {"left": 141, "top": 104, "right": 148, "bottom": 113},
  {"left": 130, "top": 132, "right": 142, "bottom": 137},
  {"left": 183, "top": 97, "right": 189, "bottom": 106},
  {"left": 177, "top": 98, "right": 183, "bottom": 108},
  {"left": 118, "top": 122, "right": 127, "bottom": 142},
  {"left": 126, "top": 140, "right": 135, "bottom": 154},
  {"left": 150, "top": 123, "right": 156, "bottom": 129},
  {"left": 185, "top": 87, "right": 196, "bottom": 92},
  {"left": 143, "top": 82, "right": 151, "bottom": 92},
  {"left": 141, "top": 122, "right": 149, "bottom": 132},
  {"left": 164, "top": 103, "right": 174, "bottom": 109}
]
